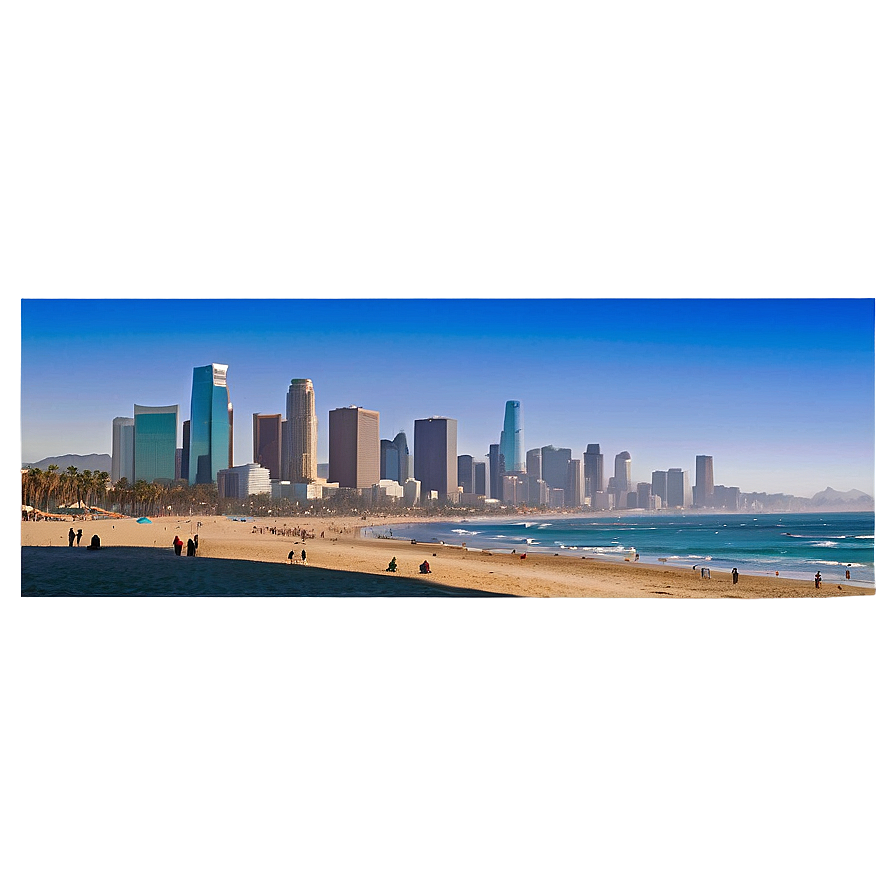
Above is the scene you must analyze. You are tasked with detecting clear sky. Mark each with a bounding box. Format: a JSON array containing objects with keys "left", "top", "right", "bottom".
[
  {"left": 20, "top": 298, "right": 874, "bottom": 497},
  {"left": 0, "top": 0, "right": 896, "bottom": 504}
]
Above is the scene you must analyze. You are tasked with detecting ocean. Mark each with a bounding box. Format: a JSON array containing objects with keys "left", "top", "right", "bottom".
[{"left": 366, "top": 511, "right": 875, "bottom": 586}]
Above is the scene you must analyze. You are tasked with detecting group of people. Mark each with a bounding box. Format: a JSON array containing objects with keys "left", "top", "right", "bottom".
[
  {"left": 172, "top": 535, "right": 198, "bottom": 556},
  {"left": 68, "top": 527, "right": 101, "bottom": 549}
]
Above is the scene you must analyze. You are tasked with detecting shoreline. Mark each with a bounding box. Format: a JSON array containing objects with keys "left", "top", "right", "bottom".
[{"left": 21, "top": 514, "right": 875, "bottom": 598}]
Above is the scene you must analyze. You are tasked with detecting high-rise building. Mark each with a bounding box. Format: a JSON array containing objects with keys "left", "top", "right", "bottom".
[
  {"left": 636, "top": 481, "right": 653, "bottom": 509},
  {"left": 651, "top": 470, "right": 668, "bottom": 506},
  {"left": 181, "top": 420, "right": 191, "bottom": 479},
  {"left": 189, "top": 364, "right": 232, "bottom": 485},
  {"left": 541, "top": 445, "right": 572, "bottom": 491},
  {"left": 217, "top": 463, "right": 273, "bottom": 499},
  {"left": 474, "top": 461, "right": 487, "bottom": 496},
  {"left": 111, "top": 416, "right": 134, "bottom": 484},
  {"left": 565, "top": 458, "right": 584, "bottom": 507},
  {"left": 525, "top": 447, "right": 542, "bottom": 481},
  {"left": 328, "top": 406, "right": 380, "bottom": 489},
  {"left": 499, "top": 400, "right": 525, "bottom": 473},
  {"left": 583, "top": 444, "right": 604, "bottom": 498},
  {"left": 695, "top": 455, "right": 714, "bottom": 507},
  {"left": 457, "top": 455, "right": 475, "bottom": 495},
  {"left": 414, "top": 417, "right": 458, "bottom": 499},
  {"left": 134, "top": 404, "right": 178, "bottom": 483},
  {"left": 614, "top": 451, "right": 632, "bottom": 494},
  {"left": 253, "top": 413, "right": 282, "bottom": 480},
  {"left": 666, "top": 468, "right": 692, "bottom": 508},
  {"left": 284, "top": 379, "right": 318, "bottom": 483},
  {"left": 380, "top": 431, "right": 412, "bottom": 484},
  {"left": 488, "top": 443, "right": 502, "bottom": 499}
]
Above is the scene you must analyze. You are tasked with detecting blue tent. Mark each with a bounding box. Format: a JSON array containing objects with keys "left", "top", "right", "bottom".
[{"left": 136, "top": 517, "right": 152, "bottom": 524}]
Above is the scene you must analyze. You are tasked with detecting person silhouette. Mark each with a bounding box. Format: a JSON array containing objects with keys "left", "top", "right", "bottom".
[
  {"left": 76, "top": 529, "right": 83, "bottom": 546},
  {"left": 68, "top": 528, "right": 76, "bottom": 547}
]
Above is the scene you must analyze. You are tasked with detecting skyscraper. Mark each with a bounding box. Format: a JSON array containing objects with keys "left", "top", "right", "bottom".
[
  {"left": 652, "top": 470, "right": 668, "bottom": 507},
  {"left": 499, "top": 400, "right": 525, "bottom": 473},
  {"left": 457, "top": 455, "right": 475, "bottom": 495},
  {"left": 583, "top": 444, "right": 604, "bottom": 499},
  {"left": 380, "top": 431, "right": 412, "bottom": 484},
  {"left": 695, "top": 455, "right": 714, "bottom": 507},
  {"left": 134, "top": 404, "right": 178, "bottom": 482},
  {"left": 181, "top": 420, "right": 191, "bottom": 480},
  {"left": 111, "top": 416, "right": 134, "bottom": 484},
  {"left": 614, "top": 451, "right": 632, "bottom": 494},
  {"left": 189, "top": 364, "right": 232, "bottom": 485},
  {"left": 525, "top": 447, "right": 542, "bottom": 481},
  {"left": 565, "top": 458, "right": 584, "bottom": 507},
  {"left": 284, "top": 378, "right": 318, "bottom": 483},
  {"left": 474, "top": 461, "right": 487, "bottom": 496},
  {"left": 328, "top": 406, "right": 380, "bottom": 489},
  {"left": 253, "top": 413, "right": 282, "bottom": 480},
  {"left": 666, "top": 468, "right": 692, "bottom": 508},
  {"left": 414, "top": 417, "right": 458, "bottom": 499},
  {"left": 541, "top": 445, "right": 572, "bottom": 491},
  {"left": 488, "top": 443, "right": 502, "bottom": 499}
]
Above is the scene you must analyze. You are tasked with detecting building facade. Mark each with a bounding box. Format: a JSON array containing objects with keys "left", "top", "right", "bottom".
[
  {"left": 253, "top": 413, "right": 282, "bottom": 480},
  {"left": 565, "top": 458, "right": 584, "bottom": 507},
  {"left": 499, "top": 400, "right": 525, "bottom": 473},
  {"left": 583, "top": 443, "right": 603, "bottom": 499},
  {"left": 111, "top": 416, "right": 134, "bottom": 484},
  {"left": 457, "top": 455, "right": 475, "bottom": 495},
  {"left": 695, "top": 455, "right": 714, "bottom": 507},
  {"left": 474, "top": 461, "right": 487, "bottom": 496},
  {"left": 666, "top": 468, "right": 692, "bottom": 508},
  {"left": 488, "top": 443, "right": 502, "bottom": 499},
  {"left": 189, "top": 364, "right": 232, "bottom": 485},
  {"left": 284, "top": 378, "right": 318, "bottom": 483},
  {"left": 134, "top": 404, "right": 178, "bottom": 483},
  {"left": 328, "top": 406, "right": 380, "bottom": 489},
  {"left": 541, "top": 445, "right": 572, "bottom": 491},
  {"left": 217, "top": 463, "right": 272, "bottom": 500},
  {"left": 414, "top": 417, "right": 458, "bottom": 500}
]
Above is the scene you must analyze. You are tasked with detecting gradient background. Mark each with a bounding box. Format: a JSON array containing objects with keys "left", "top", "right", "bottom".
[
  {"left": 21, "top": 297, "right": 874, "bottom": 496},
  {"left": 6, "top": 4, "right": 890, "bottom": 896}
]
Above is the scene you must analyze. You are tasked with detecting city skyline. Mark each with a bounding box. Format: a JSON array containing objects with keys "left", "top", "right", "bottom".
[{"left": 20, "top": 298, "right": 874, "bottom": 497}]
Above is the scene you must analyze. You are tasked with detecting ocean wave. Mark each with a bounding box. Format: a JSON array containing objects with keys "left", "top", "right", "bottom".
[
  {"left": 855, "top": 535, "right": 874, "bottom": 539},
  {"left": 451, "top": 529, "right": 480, "bottom": 536},
  {"left": 811, "top": 541, "right": 840, "bottom": 548}
]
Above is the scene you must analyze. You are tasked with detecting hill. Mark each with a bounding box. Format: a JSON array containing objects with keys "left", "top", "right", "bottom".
[{"left": 23, "top": 453, "right": 112, "bottom": 474}]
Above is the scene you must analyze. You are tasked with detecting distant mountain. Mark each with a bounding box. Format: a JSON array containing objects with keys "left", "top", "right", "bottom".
[
  {"left": 23, "top": 453, "right": 112, "bottom": 474},
  {"left": 807, "top": 487, "right": 874, "bottom": 508}
]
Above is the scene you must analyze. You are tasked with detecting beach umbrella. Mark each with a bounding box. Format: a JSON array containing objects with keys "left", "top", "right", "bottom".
[{"left": 136, "top": 517, "right": 152, "bottom": 524}]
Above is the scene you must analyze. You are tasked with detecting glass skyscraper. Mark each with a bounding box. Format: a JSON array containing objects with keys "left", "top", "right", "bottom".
[
  {"left": 499, "top": 400, "right": 525, "bottom": 472},
  {"left": 134, "top": 405, "right": 178, "bottom": 482},
  {"left": 189, "top": 364, "right": 232, "bottom": 485},
  {"left": 111, "top": 416, "right": 135, "bottom": 484}
]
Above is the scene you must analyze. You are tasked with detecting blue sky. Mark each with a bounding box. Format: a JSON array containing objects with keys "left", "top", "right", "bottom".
[
  {"left": 20, "top": 298, "right": 874, "bottom": 496},
  {"left": 0, "top": 0, "right": 896, "bottom": 494}
]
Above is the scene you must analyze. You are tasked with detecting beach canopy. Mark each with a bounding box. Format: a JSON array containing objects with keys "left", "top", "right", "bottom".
[{"left": 136, "top": 517, "right": 152, "bottom": 524}]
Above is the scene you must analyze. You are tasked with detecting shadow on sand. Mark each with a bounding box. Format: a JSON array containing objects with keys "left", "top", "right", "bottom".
[{"left": 21, "top": 547, "right": 512, "bottom": 597}]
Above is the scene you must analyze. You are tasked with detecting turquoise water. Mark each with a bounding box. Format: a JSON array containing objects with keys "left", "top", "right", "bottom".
[{"left": 367, "top": 512, "right": 874, "bottom": 585}]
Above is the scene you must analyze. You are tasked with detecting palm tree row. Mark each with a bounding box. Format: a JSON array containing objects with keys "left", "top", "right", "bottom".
[{"left": 22, "top": 465, "right": 111, "bottom": 514}]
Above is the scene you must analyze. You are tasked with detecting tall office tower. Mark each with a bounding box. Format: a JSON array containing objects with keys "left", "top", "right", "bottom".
[
  {"left": 134, "top": 404, "right": 178, "bottom": 482},
  {"left": 284, "top": 378, "right": 318, "bottom": 483},
  {"left": 565, "top": 458, "right": 584, "bottom": 507},
  {"left": 541, "top": 445, "right": 572, "bottom": 491},
  {"left": 111, "top": 416, "right": 135, "bottom": 484},
  {"left": 181, "top": 421, "right": 191, "bottom": 479},
  {"left": 526, "top": 447, "right": 542, "bottom": 481},
  {"left": 614, "top": 451, "right": 632, "bottom": 494},
  {"left": 189, "top": 364, "right": 232, "bottom": 485},
  {"left": 637, "top": 482, "right": 653, "bottom": 509},
  {"left": 666, "top": 468, "right": 692, "bottom": 508},
  {"left": 380, "top": 431, "right": 412, "bottom": 484},
  {"left": 583, "top": 444, "right": 604, "bottom": 498},
  {"left": 329, "top": 406, "right": 380, "bottom": 489},
  {"left": 488, "top": 443, "right": 502, "bottom": 499},
  {"left": 414, "top": 417, "right": 458, "bottom": 499},
  {"left": 253, "top": 413, "right": 283, "bottom": 479},
  {"left": 474, "top": 461, "right": 487, "bottom": 496},
  {"left": 695, "top": 455, "right": 714, "bottom": 507},
  {"left": 457, "top": 454, "right": 475, "bottom": 494},
  {"left": 499, "top": 400, "right": 525, "bottom": 473},
  {"left": 651, "top": 471, "right": 668, "bottom": 507}
]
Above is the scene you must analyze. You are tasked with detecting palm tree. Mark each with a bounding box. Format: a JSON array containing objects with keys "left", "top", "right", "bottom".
[
  {"left": 45, "top": 465, "right": 60, "bottom": 513},
  {"left": 95, "top": 471, "right": 110, "bottom": 510}
]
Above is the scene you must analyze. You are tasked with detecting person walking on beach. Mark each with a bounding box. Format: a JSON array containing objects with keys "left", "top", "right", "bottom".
[
  {"left": 288, "top": 550, "right": 295, "bottom": 564},
  {"left": 68, "top": 528, "right": 76, "bottom": 547},
  {"left": 76, "top": 529, "right": 83, "bottom": 546},
  {"left": 301, "top": 549, "right": 307, "bottom": 565},
  {"left": 845, "top": 567, "right": 851, "bottom": 581},
  {"left": 186, "top": 537, "right": 195, "bottom": 556},
  {"left": 815, "top": 571, "right": 822, "bottom": 589},
  {"left": 731, "top": 567, "right": 739, "bottom": 584},
  {"left": 173, "top": 536, "right": 183, "bottom": 556},
  {"left": 193, "top": 534, "right": 199, "bottom": 555}
]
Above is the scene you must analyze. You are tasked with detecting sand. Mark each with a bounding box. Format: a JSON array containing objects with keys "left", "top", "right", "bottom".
[{"left": 20, "top": 514, "right": 875, "bottom": 598}]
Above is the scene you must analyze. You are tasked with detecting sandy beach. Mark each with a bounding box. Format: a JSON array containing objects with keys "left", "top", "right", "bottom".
[{"left": 20, "top": 514, "right": 875, "bottom": 598}]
